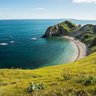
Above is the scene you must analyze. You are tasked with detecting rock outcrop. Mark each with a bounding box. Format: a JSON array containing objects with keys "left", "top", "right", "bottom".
[
  {"left": 42, "top": 21, "right": 78, "bottom": 37},
  {"left": 42, "top": 20, "right": 96, "bottom": 54}
]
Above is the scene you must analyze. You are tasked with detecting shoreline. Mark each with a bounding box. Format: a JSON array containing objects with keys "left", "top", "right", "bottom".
[{"left": 64, "top": 36, "right": 87, "bottom": 61}]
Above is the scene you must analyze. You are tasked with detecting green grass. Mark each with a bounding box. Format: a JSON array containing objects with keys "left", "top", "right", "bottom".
[
  {"left": 60, "top": 21, "right": 77, "bottom": 33},
  {"left": 0, "top": 53, "right": 96, "bottom": 96}
]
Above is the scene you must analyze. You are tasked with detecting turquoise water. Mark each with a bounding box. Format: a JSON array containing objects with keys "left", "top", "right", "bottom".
[{"left": 0, "top": 19, "right": 95, "bottom": 69}]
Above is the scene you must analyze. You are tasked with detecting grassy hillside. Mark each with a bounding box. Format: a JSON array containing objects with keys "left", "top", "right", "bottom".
[{"left": 0, "top": 53, "right": 96, "bottom": 96}]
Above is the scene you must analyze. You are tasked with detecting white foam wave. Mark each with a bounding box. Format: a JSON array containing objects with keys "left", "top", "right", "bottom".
[
  {"left": 31, "top": 38, "right": 37, "bottom": 40},
  {"left": 10, "top": 41, "right": 14, "bottom": 43},
  {"left": 0, "top": 43, "right": 8, "bottom": 46}
]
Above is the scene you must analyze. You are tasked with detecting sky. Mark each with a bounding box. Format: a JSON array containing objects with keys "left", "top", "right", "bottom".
[{"left": 0, "top": 0, "right": 96, "bottom": 20}]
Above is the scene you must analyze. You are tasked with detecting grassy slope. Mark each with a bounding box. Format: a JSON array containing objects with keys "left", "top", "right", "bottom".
[{"left": 0, "top": 53, "right": 96, "bottom": 96}]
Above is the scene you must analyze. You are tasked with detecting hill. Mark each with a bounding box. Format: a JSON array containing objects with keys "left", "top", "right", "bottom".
[{"left": 0, "top": 52, "right": 96, "bottom": 96}]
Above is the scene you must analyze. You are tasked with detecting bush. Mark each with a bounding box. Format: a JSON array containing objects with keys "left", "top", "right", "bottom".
[
  {"left": 61, "top": 24, "right": 70, "bottom": 32},
  {"left": 91, "top": 46, "right": 96, "bottom": 53},
  {"left": 61, "top": 74, "right": 71, "bottom": 80},
  {"left": 27, "top": 82, "right": 44, "bottom": 92},
  {"left": 76, "top": 76, "right": 96, "bottom": 86},
  {"left": 64, "top": 20, "right": 77, "bottom": 29},
  {"left": 84, "top": 34, "right": 92, "bottom": 39},
  {"left": 75, "top": 90, "right": 89, "bottom": 96}
]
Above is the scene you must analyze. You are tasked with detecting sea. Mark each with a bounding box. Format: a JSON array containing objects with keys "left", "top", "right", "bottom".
[{"left": 0, "top": 19, "right": 96, "bottom": 69}]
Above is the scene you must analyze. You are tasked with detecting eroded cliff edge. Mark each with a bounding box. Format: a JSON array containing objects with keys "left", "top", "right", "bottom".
[{"left": 42, "top": 21, "right": 96, "bottom": 54}]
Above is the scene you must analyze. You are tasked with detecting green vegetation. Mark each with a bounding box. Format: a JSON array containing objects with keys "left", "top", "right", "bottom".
[
  {"left": 91, "top": 46, "right": 96, "bottom": 53},
  {"left": 0, "top": 52, "right": 96, "bottom": 96},
  {"left": 42, "top": 20, "right": 77, "bottom": 37},
  {"left": 27, "top": 83, "right": 44, "bottom": 92},
  {"left": 59, "top": 20, "right": 77, "bottom": 33},
  {"left": 61, "top": 24, "right": 70, "bottom": 32},
  {"left": 79, "top": 24, "right": 96, "bottom": 54},
  {"left": 76, "top": 75, "right": 96, "bottom": 86},
  {"left": 62, "top": 20, "right": 77, "bottom": 30}
]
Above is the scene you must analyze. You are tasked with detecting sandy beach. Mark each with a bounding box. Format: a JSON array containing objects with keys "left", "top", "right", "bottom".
[{"left": 64, "top": 36, "right": 87, "bottom": 61}]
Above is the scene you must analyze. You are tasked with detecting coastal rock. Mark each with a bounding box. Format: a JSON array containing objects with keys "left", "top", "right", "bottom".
[{"left": 42, "top": 20, "right": 78, "bottom": 37}]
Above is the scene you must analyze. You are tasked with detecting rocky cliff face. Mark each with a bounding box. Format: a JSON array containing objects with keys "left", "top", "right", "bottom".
[
  {"left": 42, "top": 21, "right": 78, "bottom": 37},
  {"left": 42, "top": 20, "right": 96, "bottom": 54}
]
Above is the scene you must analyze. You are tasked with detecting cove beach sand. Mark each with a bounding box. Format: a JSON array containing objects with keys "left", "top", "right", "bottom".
[{"left": 64, "top": 36, "right": 87, "bottom": 61}]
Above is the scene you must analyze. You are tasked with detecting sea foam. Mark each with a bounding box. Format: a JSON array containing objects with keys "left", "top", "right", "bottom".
[
  {"left": 0, "top": 43, "right": 8, "bottom": 46},
  {"left": 10, "top": 41, "right": 14, "bottom": 43},
  {"left": 31, "top": 38, "right": 37, "bottom": 40}
]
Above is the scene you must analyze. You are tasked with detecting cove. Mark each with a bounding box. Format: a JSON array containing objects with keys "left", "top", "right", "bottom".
[{"left": 0, "top": 20, "right": 78, "bottom": 69}]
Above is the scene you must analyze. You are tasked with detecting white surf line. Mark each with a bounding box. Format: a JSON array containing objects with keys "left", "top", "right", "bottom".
[{"left": 0, "top": 43, "right": 8, "bottom": 46}]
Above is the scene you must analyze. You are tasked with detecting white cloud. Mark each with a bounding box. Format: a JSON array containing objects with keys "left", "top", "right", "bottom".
[
  {"left": 33, "top": 7, "right": 45, "bottom": 11},
  {"left": 73, "top": 0, "right": 96, "bottom": 3}
]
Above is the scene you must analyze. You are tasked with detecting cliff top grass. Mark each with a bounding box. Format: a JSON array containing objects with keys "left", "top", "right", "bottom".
[
  {"left": 0, "top": 52, "right": 96, "bottom": 96},
  {"left": 58, "top": 20, "right": 77, "bottom": 33},
  {"left": 61, "top": 20, "right": 77, "bottom": 29}
]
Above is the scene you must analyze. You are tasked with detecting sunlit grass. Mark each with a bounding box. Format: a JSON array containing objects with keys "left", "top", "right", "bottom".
[{"left": 0, "top": 52, "right": 96, "bottom": 96}]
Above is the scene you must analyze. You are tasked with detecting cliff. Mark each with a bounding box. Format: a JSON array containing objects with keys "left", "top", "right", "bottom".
[
  {"left": 42, "top": 20, "right": 78, "bottom": 37},
  {"left": 42, "top": 21, "right": 96, "bottom": 54}
]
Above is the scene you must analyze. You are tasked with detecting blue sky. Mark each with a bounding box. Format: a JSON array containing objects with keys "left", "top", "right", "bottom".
[{"left": 0, "top": 0, "right": 96, "bottom": 20}]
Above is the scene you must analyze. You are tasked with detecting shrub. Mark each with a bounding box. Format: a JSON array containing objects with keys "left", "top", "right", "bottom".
[
  {"left": 75, "top": 90, "right": 89, "bottom": 96},
  {"left": 27, "top": 82, "right": 44, "bottom": 92},
  {"left": 61, "top": 74, "right": 71, "bottom": 80},
  {"left": 64, "top": 20, "right": 77, "bottom": 29},
  {"left": 84, "top": 34, "right": 92, "bottom": 39},
  {"left": 76, "top": 76, "right": 96, "bottom": 86},
  {"left": 61, "top": 24, "right": 70, "bottom": 32}
]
